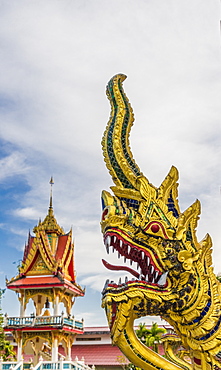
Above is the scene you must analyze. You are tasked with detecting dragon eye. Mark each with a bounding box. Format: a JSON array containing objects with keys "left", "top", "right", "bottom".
[
  {"left": 150, "top": 224, "right": 160, "bottom": 233},
  {"left": 144, "top": 221, "right": 168, "bottom": 239}
]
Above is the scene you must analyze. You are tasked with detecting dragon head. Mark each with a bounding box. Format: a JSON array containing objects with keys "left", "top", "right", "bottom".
[{"left": 101, "top": 75, "right": 218, "bottom": 354}]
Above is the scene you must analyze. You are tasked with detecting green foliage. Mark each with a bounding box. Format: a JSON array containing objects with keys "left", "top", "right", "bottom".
[
  {"left": 127, "top": 365, "right": 141, "bottom": 370},
  {"left": 116, "top": 355, "right": 141, "bottom": 370},
  {"left": 136, "top": 322, "right": 167, "bottom": 353},
  {"left": 0, "top": 290, "right": 16, "bottom": 361},
  {"left": 136, "top": 322, "right": 148, "bottom": 344}
]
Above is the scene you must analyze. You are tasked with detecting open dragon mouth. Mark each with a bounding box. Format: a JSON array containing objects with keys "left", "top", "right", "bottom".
[{"left": 102, "top": 231, "right": 168, "bottom": 288}]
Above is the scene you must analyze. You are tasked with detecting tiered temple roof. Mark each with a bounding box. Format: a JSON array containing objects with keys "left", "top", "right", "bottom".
[
  {"left": 7, "top": 189, "right": 84, "bottom": 297},
  {"left": 5, "top": 181, "right": 85, "bottom": 364}
]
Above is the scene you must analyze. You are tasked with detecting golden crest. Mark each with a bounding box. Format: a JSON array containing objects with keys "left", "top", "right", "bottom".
[{"left": 101, "top": 75, "right": 221, "bottom": 370}]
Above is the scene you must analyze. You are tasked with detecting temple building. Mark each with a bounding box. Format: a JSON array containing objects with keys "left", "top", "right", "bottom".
[{"left": 4, "top": 180, "right": 85, "bottom": 364}]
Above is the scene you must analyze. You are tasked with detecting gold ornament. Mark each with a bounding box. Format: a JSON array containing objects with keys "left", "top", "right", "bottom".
[{"left": 101, "top": 74, "right": 221, "bottom": 370}]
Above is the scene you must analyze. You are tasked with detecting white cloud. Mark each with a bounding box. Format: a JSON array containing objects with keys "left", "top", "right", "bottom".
[
  {"left": 12, "top": 207, "right": 41, "bottom": 221},
  {"left": 0, "top": 152, "right": 29, "bottom": 182},
  {"left": 0, "top": 0, "right": 221, "bottom": 326}
]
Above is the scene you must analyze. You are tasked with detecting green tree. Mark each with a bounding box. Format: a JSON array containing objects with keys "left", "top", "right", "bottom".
[
  {"left": 136, "top": 322, "right": 166, "bottom": 353},
  {"left": 136, "top": 322, "right": 148, "bottom": 344},
  {"left": 0, "top": 290, "right": 16, "bottom": 361}
]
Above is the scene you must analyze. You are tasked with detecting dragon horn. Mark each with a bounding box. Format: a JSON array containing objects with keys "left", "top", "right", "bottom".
[
  {"left": 102, "top": 74, "right": 144, "bottom": 192},
  {"left": 176, "top": 199, "right": 201, "bottom": 244}
]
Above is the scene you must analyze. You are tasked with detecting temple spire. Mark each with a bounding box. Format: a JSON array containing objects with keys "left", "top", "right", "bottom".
[
  {"left": 37, "top": 177, "right": 63, "bottom": 235},
  {"left": 49, "top": 176, "right": 54, "bottom": 216}
]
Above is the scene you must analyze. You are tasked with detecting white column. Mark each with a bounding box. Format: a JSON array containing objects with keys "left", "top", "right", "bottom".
[
  {"left": 20, "top": 294, "right": 25, "bottom": 318},
  {"left": 51, "top": 337, "right": 58, "bottom": 362},
  {"left": 53, "top": 295, "right": 59, "bottom": 316},
  {"left": 17, "top": 336, "right": 23, "bottom": 362},
  {"left": 66, "top": 343, "right": 72, "bottom": 361}
]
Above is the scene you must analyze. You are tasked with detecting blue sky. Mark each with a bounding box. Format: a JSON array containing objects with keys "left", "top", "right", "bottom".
[{"left": 0, "top": 0, "right": 221, "bottom": 326}]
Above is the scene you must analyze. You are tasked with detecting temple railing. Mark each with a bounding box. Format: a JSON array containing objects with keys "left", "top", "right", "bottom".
[
  {"left": 0, "top": 360, "right": 93, "bottom": 370},
  {"left": 4, "top": 316, "right": 83, "bottom": 331},
  {"left": 1, "top": 361, "right": 23, "bottom": 370},
  {"left": 32, "top": 360, "right": 93, "bottom": 370}
]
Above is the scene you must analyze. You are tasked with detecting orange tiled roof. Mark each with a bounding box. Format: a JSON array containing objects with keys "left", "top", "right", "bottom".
[
  {"left": 71, "top": 344, "right": 129, "bottom": 366},
  {"left": 55, "top": 234, "right": 69, "bottom": 260},
  {"left": 71, "top": 344, "right": 165, "bottom": 365},
  {"left": 7, "top": 201, "right": 84, "bottom": 298},
  {"left": 21, "top": 344, "right": 128, "bottom": 365},
  {"left": 7, "top": 275, "right": 84, "bottom": 295}
]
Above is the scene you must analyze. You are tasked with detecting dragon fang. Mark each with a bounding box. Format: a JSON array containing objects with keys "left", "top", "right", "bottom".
[{"left": 100, "top": 74, "right": 221, "bottom": 370}]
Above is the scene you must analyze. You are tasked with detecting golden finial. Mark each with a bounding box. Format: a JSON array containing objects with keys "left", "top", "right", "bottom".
[
  {"left": 49, "top": 176, "right": 54, "bottom": 213},
  {"left": 34, "top": 177, "right": 63, "bottom": 235},
  {"left": 49, "top": 176, "right": 54, "bottom": 185}
]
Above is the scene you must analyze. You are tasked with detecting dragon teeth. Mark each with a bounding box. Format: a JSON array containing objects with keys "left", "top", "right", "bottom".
[
  {"left": 157, "top": 271, "right": 169, "bottom": 286},
  {"left": 104, "top": 235, "right": 161, "bottom": 285},
  {"left": 105, "top": 236, "right": 111, "bottom": 248}
]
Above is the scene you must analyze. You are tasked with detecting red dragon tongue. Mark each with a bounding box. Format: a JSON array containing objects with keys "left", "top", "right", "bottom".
[{"left": 102, "top": 259, "right": 140, "bottom": 279}]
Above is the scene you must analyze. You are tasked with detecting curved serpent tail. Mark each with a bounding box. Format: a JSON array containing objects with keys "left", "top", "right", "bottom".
[{"left": 102, "top": 74, "right": 143, "bottom": 190}]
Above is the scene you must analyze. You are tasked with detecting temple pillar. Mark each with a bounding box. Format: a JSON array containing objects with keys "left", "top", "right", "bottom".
[
  {"left": 53, "top": 295, "right": 59, "bottom": 316},
  {"left": 19, "top": 293, "right": 26, "bottom": 318},
  {"left": 17, "top": 333, "right": 23, "bottom": 361},
  {"left": 51, "top": 335, "right": 58, "bottom": 362},
  {"left": 66, "top": 339, "right": 72, "bottom": 361}
]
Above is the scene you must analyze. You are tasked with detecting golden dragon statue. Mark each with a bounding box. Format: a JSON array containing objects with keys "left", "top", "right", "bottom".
[{"left": 100, "top": 74, "right": 221, "bottom": 370}]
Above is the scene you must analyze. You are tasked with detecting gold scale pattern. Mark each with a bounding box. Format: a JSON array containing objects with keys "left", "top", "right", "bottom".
[{"left": 101, "top": 74, "right": 221, "bottom": 370}]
